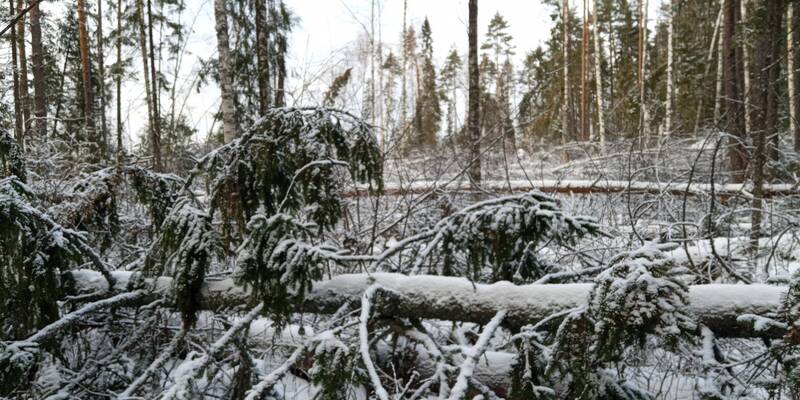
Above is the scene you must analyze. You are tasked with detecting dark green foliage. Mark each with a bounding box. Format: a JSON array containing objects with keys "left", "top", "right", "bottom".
[
  {"left": 0, "top": 130, "right": 26, "bottom": 183},
  {"left": 50, "top": 168, "right": 121, "bottom": 250},
  {"left": 542, "top": 243, "right": 695, "bottom": 399},
  {"left": 127, "top": 166, "right": 185, "bottom": 229},
  {"left": 196, "top": 107, "right": 383, "bottom": 231},
  {"left": 0, "top": 177, "right": 104, "bottom": 341},
  {"left": 509, "top": 332, "right": 553, "bottom": 399},
  {"left": 413, "top": 191, "right": 603, "bottom": 282},
  {"left": 144, "top": 198, "right": 220, "bottom": 327},
  {"left": 308, "top": 333, "right": 366, "bottom": 399},
  {"left": 236, "top": 213, "right": 338, "bottom": 326},
  {"left": 589, "top": 242, "right": 695, "bottom": 361}
]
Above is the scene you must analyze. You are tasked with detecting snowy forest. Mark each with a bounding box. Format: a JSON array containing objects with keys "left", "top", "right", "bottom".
[{"left": 2, "top": 0, "right": 800, "bottom": 398}]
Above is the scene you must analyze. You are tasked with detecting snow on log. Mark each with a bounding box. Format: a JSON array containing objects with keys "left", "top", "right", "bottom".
[
  {"left": 63, "top": 270, "right": 788, "bottom": 338},
  {"left": 345, "top": 179, "right": 799, "bottom": 199}
]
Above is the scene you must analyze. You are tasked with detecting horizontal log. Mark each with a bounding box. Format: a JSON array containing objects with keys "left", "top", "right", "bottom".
[
  {"left": 63, "top": 270, "right": 788, "bottom": 338},
  {"left": 345, "top": 179, "right": 799, "bottom": 199}
]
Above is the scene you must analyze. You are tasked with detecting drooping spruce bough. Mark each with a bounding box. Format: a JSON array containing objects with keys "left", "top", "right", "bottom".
[{"left": 0, "top": 116, "right": 799, "bottom": 398}]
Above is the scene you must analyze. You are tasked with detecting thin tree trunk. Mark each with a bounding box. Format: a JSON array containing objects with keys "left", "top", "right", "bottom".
[
  {"left": 16, "top": 0, "right": 29, "bottom": 134},
  {"left": 116, "top": 0, "right": 123, "bottom": 163},
  {"left": 637, "top": 0, "right": 648, "bottom": 139},
  {"left": 581, "top": 0, "right": 589, "bottom": 141},
  {"left": 400, "top": 0, "right": 408, "bottom": 145},
  {"left": 665, "top": 0, "right": 674, "bottom": 135},
  {"left": 592, "top": 0, "right": 604, "bottom": 148},
  {"left": 714, "top": 0, "right": 724, "bottom": 124},
  {"left": 97, "top": 0, "right": 108, "bottom": 157},
  {"left": 255, "top": 0, "right": 270, "bottom": 115},
  {"left": 135, "top": 0, "right": 159, "bottom": 170},
  {"left": 788, "top": 3, "right": 799, "bottom": 152},
  {"left": 467, "top": 0, "right": 481, "bottom": 189},
  {"left": 77, "top": 0, "right": 97, "bottom": 154},
  {"left": 29, "top": 0, "right": 46, "bottom": 138},
  {"left": 741, "top": 0, "right": 751, "bottom": 138},
  {"left": 51, "top": 56, "right": 68, "bottom": 137},
  {"left": 562, "top": 0, "right": 571, "bottom": 161},
  {"left": 9, "top": 0, "right": 22, "bottom": 146},
  {"left": 146, "top": 0, "right": 161, "bottom": 169},
  {"left": 213, "top": 0, "right": 237, "bottom": 143}
]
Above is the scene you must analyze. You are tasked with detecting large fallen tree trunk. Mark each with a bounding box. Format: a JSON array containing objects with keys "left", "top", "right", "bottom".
[
  {"left": 345, "top": 179, "right": 799, "bottom": 199},
  {"left": 64, "top": 270, "right": 787, "bottom": 338}
]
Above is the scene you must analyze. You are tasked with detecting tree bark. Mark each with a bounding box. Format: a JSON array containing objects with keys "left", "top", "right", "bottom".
[
  {"left": 77, "top": 0, "right": 97, "bottom": 156},
  {"left": 255, "top": 0, "right": 271, "bottom": 115},
  {"left": 116, "top": 0, "right": 123, "bottom": 162},
  {"left": 135, "top": 0, "right": 160, "bottom": 170},
  {"left": 561, "top": 0, "right": 571, "bottom": 161},
  {"left": 741, "top": 0, "right": 751, "bottom": 138},
  {"left": 723, "top": 0, "right": 746, "bottom": 183},
  {"left": 64, "top": 270, "right": 789, "bottom": 339},
  {"left": 581, "top": 0, "right": 589, "bottom": 141},
  {"left": 665, "top": 0, "right": 674, "bottom": 135},
  {"left": 467, "top": 0, "right": 481, "bottom": 190},
  {"left": 28, "top": 0, "right": 46, "bottom": 138},
  {"left": 16, "top": 0, "right": 29, "bottom": 135},
  {"left": 213, "top": 0, "right": 237, "bottom": 143},
  {"left": 146, "top": 0, "right": 161, "bottom": 169},
  {"left": 97, "top": 0, "right": 108, "bottom": 157},
  {"left": 9, "top": 0, "right": 22, "bottom": 146},
  {"left": 788, "top": 3, "right": 799, "bottom": 152},
  {"left": 592, "top": 0, "right": 604, "bottom": 148},
  {"left": 751, "top": 0, "right": 785, "bottom": 256}
]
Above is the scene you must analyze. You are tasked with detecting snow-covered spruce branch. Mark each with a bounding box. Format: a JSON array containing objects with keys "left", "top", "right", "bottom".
[
  {"left": 160, "top": 303, "right": 265, "bottom": 399},
  {"left": 345, "top": 179, "right": 800, "bottom": 199},
  {"left": 447, "top": 310, "right": 506, "bottom": 400},
  {"left": 65, "top": 270, "right": 788, "bottom": 338},
  {"left": 359, "top": 284, "right": 391, "bottom": 400}
]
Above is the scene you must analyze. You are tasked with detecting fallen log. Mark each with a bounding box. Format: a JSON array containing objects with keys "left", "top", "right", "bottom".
[
  {"left": 63, "top": 270, "right": 788, "bottom": 339},
  {"left": 344, "top": 179, "right": 799, "bottom": 199}
]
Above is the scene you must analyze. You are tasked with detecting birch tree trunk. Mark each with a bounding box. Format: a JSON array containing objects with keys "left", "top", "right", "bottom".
[
  {"left": 665, "top": 0, "right": 674, "bottom": 135},
  {"left": 592, "top": 0, "right": 604, "bottom": 148},
  {"left": 213, "top": 0, "right": 237, "bottom": 143},
  {"left": 77, "top": 0, "right": 97, "bottom": 155},
  {"left": 467, "top": 0, "right": 481, "bottom": 189},
  {"left": 255, "top": 0, "right": 271, "bottom": 115},
  {"left": 16, "top": 0, "right": 29, "bottom": 135},
  {"left": 788, "top": 3, "right": 799, "bottom": 151}
]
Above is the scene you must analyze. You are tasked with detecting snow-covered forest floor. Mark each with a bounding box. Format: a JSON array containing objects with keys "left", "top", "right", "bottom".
[{"left": 3, "top": 118, "right": 800, "bottom": 399}]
